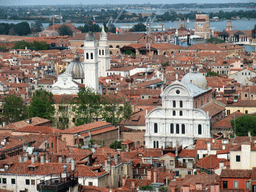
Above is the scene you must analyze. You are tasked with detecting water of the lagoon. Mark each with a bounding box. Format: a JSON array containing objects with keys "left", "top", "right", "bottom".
[{"left": 0, "top": 18, "right": 255, "bottom": 52}]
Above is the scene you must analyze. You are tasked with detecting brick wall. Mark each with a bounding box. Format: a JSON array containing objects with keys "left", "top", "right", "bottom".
[{"left": 122, "top": 130, "right": 145, "bottom": 148}]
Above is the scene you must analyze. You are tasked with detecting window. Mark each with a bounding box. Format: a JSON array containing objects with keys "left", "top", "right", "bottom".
[
  {"left": 180, "top": 101, "right": 183, "bottom": 108},
  {"left": 245, "top": 110, "right": 248, "bottom": 114},
  {"left": 89, "top": 182, "right": 93, "bottom": 186},
  {"left": 91, "top": 53, "right": 93, "bottom": 59},
  {"left": 86, "top": 53, "right": 89, "bottom": 59},
  {"left": 137, "top": 141, "right": 140, "bottom": 146},
  {"left": 173, "top": 101, "right": 176, "bottom": 108},
  {"left": 170, "top": 160, "right": 174, "bottom": 166},
  {"left": 173, "top": 111, "right": 176, "bottom": 116},
  {"left": 102, "top": 50, "right": 104, "bottom": 55},
  {"left": 175, "top": 171, "right": 179, "bottom": 176},
  {"left": 3, "top": 178, "right": 6, "bottom": 184},
  {"left": 176, "top": 90, "right": 180, "bottom": 94},
  {"left": 182, "top": 124, "right": 185, "bottom": 134},
  {"left": 170, "top": 124, "right": 174, "bottom": 133},
  {"left": 223, "top": 181, "right": 228, "bottom": 188},
  {"left": 51, "top": 142, "right": 53, "bottom": 148},
  {"left": 99, "top": 50, "right": 101, "bottom": 55},
  {"left": 236, "top": 155, "right": 240, "bottom": 162},
  {"left": 154, "top": 123, "right": 158, "bottom": 133},
  {"left": 11, "top": 178, "right": 15, "bottom": 184},
  {"left": 26, "top": 179, "right": 30, "bottom": 185},
  {"left": 176, "top": 124, "right": 179, "bottom": 134},
  {"left": 198, "top": 124, "right": 202, "bottom": 135},
  {"left": 234, "top": 181, "right": 238, "bottom": 188},
  {"left": 245, "top": 181, "right": 250, "bottom": 189},
  {"left": 227, "top": 110, "right": 230, "bottom": 115},
  {"left": 245, "top": 93, "right": 248, "bottom": 98},
  {"left": 180, "top": 111, "right": 183, "bottom": 116},
  {"left": 0, "top": 178, "right": 1, "bottom": 183},
  {"left": 31, "top": 180, "right": 35, "bottom": 185}
]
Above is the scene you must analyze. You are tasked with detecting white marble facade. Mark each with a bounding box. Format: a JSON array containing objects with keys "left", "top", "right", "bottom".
[{"left": 145, "top": 70, "right": 211, "bottom": 149}]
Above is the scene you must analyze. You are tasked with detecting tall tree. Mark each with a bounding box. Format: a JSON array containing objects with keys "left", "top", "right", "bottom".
[
  {"left": 73, "top": 88, "right": 102, "bottom": 126},
  {"left": 14, "top": 22, "right": 31, "bottom": 36},
  {"left": 231, "top": 115, "right": 256, "bottom": 136},
  {"left": 102, "top": 95, "right": 133, "bottom": 126},
  {"left": 29, "top": 90, "right": 55, "bottom": 121},
  {"left": 31, "top": 20, "right": 43, "bottom": 33},
  {"left": 58, "top": 25, "right": 73, "bottom": 36},
  {"left": 129, "top": 23, "right": 146, "bottom": 32},
  {"left": 2, "top": 95, "right": 27, "bottom": 124}
]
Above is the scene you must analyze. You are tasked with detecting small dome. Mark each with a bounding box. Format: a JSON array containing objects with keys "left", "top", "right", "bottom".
[
  {"left": 65, "top": 52, "right": 84, "bottom": 79},
  {"left": 181, "top": 65, "right": 208, "bottom": 90}
]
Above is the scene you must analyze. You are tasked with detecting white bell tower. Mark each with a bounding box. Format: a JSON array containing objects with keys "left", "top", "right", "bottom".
[
  {"left": 83, "top": 32, "right": 99, "bottom": 93},
  {"left": 98, "top": 26, "right": 110, "bottom": 77}
]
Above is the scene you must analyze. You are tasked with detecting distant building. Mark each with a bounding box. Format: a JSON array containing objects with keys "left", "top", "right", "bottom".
[{"left": 194, "top": 14, "right": 211, "bottom": 39}]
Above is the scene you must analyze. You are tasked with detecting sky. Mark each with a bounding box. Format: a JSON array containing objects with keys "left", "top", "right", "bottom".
[{"left": 0, "top": 0, "right": 254, "bottom": 5}]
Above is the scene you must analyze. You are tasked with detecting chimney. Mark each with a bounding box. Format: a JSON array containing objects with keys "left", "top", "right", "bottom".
[
  {"left": 59, "top": 156, "right": 63, "bottom": 163},
  {"left": 131, "top": 180, "right": 136, "bottom": 189},
  {"left": 31, "top": 156, "right": 35, "bottom": 164},
  {"left": 207, "top": 143, "right": 211, "bottom": 155},
  {"left": 147, "top": 170, "right": 152, "bottom": 180},
  {"left": 248, "top": 131, "right": 251, "bottom": 141},
  {"left": 219, "top": 161, "right": 224, "bottom": 169},
  {"left": 18, "top": 155, "right": 23, "bottom": 163},
  {"left": 71, "top": 159, "right": 75, "bottom": 172},
  {"left": 182, "top": 184, "right": 190, "bottom": 192},
  {"left": 40, "top": 155, "right": 45, "bottom": 164},
  {"left": 122, "top": 177, "right": 126, "bottom": 186},
  {"left": 196, "top": 183, "right": 203, "bottom": 190},
  {"left": 23, "top": 153, "right": 28, "bottom": 162},
  {"left": 153, "top": 169, "right": 157, "bottom": 183},
  {"left": 222, "top": 145, "right": 226, "bottom": 150},
  {"left": 114, "top": 154, "right": 118, "bottom": 165},
  {"left": 45, "top": 153, "right": 50, "bottom": 163}
]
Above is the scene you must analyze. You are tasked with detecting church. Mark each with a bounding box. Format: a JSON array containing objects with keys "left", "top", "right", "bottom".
[
  {"left": 145, "top": 65, "right": 212, "bottom": 149},
  {"left": 51, "top": 26, "right": 110, "bottom": 95}
]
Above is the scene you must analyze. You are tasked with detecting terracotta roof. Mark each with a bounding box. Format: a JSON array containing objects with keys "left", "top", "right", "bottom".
[
  {"left": 14, "top": 126, "right": 61, "bottom": 134},
  {"left": 212, "top": 111, "right": 244, "bottom": 129},
  {"left": 221, "top": 169, "right": 252, "bottom": 178},
  {"left": 179, "top": 149, "right": 197, "bottom": 158},
  {"left": 62, "top": 121, "right": 111, "bottom": 134},
  {"left": 200, "top": 101, "right": 225, "bottom": 117},
  {"left": 196, "top": 155, "right": 227, "bottom": 170},
  {"left": 2, "top": 117, "right": 51, "bottom": 131},
  {"left": 121, "top": 110, "right": 146, "bottom": 126}
]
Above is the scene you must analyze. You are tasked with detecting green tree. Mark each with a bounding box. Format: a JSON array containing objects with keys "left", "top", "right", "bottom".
[
  {"left": 231, "top": 115, "right": 256, "bottom": 136},
  {"left": 2, "top": 95, "right": 27, "bottom": 124},
  {"left": 254, "top": 24, "right": 256, "bottom": 30},
  {"left": 31, "top": 20, "right": 43, "bottom": 33},
  {"left": 140, "top": 185, "right": 153, "bottom": 190},
  {"left": 56, "top": 96, "right": 73, "bottom": 130},
  {"left": 73, "top": 88, "right": 102, "bottom": 126},
  {"left": 14, "top": 22, "right": 31, "bottom": 36},
  {"left": 58, "top": 25, "right": 73, "bottom": 36},
  {"left": 29, "top": 90, "right": 55, "bottom": 121},
  {"left": 102, "top": 95, "right": 133, "bottom": 126},
  {"left": 13, "top": 41, "right": 48, "bottom": 51},
  {"left": 205, "top": 37, "right": 225, "bottom": 44},
  {"left": 129, "top": 23, "right": 146, "bottom": 32},
  {"left": 110, "top": 140, "right": 122, "bottom": 149},
  {"left": 206, "top": 71, "right": 220, "bottom": 77}
]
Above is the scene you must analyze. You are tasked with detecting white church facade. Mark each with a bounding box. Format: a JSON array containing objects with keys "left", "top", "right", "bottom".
[
  {"left": 51, "top": 27, "right": 110, "bottom": 95},
  {"left": 145, "top": 66, "right": 212, "bottom": 149}
]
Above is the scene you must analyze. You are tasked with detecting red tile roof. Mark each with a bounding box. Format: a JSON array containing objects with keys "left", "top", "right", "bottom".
[{"left": 179, "top": 149, "right": 197, "bottom": 158}]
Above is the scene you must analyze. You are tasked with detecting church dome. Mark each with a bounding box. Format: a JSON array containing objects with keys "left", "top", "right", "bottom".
[
  {"left": 65, "top": 52, "right": 84, "bottom": 79},
  {"left": 181, "top": 65, "right": 208, "bottom": 90}
]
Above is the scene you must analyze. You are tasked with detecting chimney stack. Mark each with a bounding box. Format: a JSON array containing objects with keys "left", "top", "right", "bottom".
[
  {"left": 71, "top": 159, "right": 75, "bottom": 172},
  {"left": 40, "top": 155, "right": 45, "bottom": 164}
]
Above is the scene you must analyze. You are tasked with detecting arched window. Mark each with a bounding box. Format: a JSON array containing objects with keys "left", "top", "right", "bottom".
[
  {"left": 102, "top": 50, "right": 104, "bottom": 55},
  {"left": 109, "top": 45, "right": 113, "bottom": 48},
  {"left": 156, "top": 141, "right": 159, "bottom": 148},
  {"left": 154, "top": 123, "right": 158, "bottom": 133},
  {"left": 180, "top": 111, "right": 183, "bottom": 116},
  {"left": 180, "top": 101, "right": 183, "bottom": 108},
  {"left": 91, "top": 53, "right": 93, "bottom": 60},
  {"left": 99, "top": 50, "right": 101, "bottom": 55},
  {"left": 170, "top": 123, "right": 174, "bottom": 133},
  {"left": 173, "top": 111, "right": 176, "bottom": 116},
  {"left": 173, "top": 101, "right": 176, "bottom": 108},
  {"left": 176, "top": 124, "right": 179, "bottom": 134},
  {"left": 182, "top": 124, "right": 185, "bottom": 134},
  {"left": 198, "top": 124, "right": 202, "bottom": 135},
  {"left": 153, "top": 141, "right": 156, "bottom": 148},
  {"left": 116, "top": 45, "right": 120, "bottom": 48},
  {"left": 86, "top": 53, "right": 89, "bottom": 60}
]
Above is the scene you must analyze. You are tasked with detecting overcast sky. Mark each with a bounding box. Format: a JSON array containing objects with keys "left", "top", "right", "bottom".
[{"left": 0, "top": 0, "right": 253, "bottom": 6}]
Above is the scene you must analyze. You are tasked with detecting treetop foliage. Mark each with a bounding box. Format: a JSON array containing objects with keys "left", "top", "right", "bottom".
[
  {"left": 129, "top": 23, "right": 146, "bottom": 32},
  {"left": 58, "top": 25, "right": 73, "bottom": 36},
  {"left": 13, "top": 41, "right": 49, "bottom": 51},
  {"left": 230, "top": 115, "right": 256, "bottom": 136}
]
